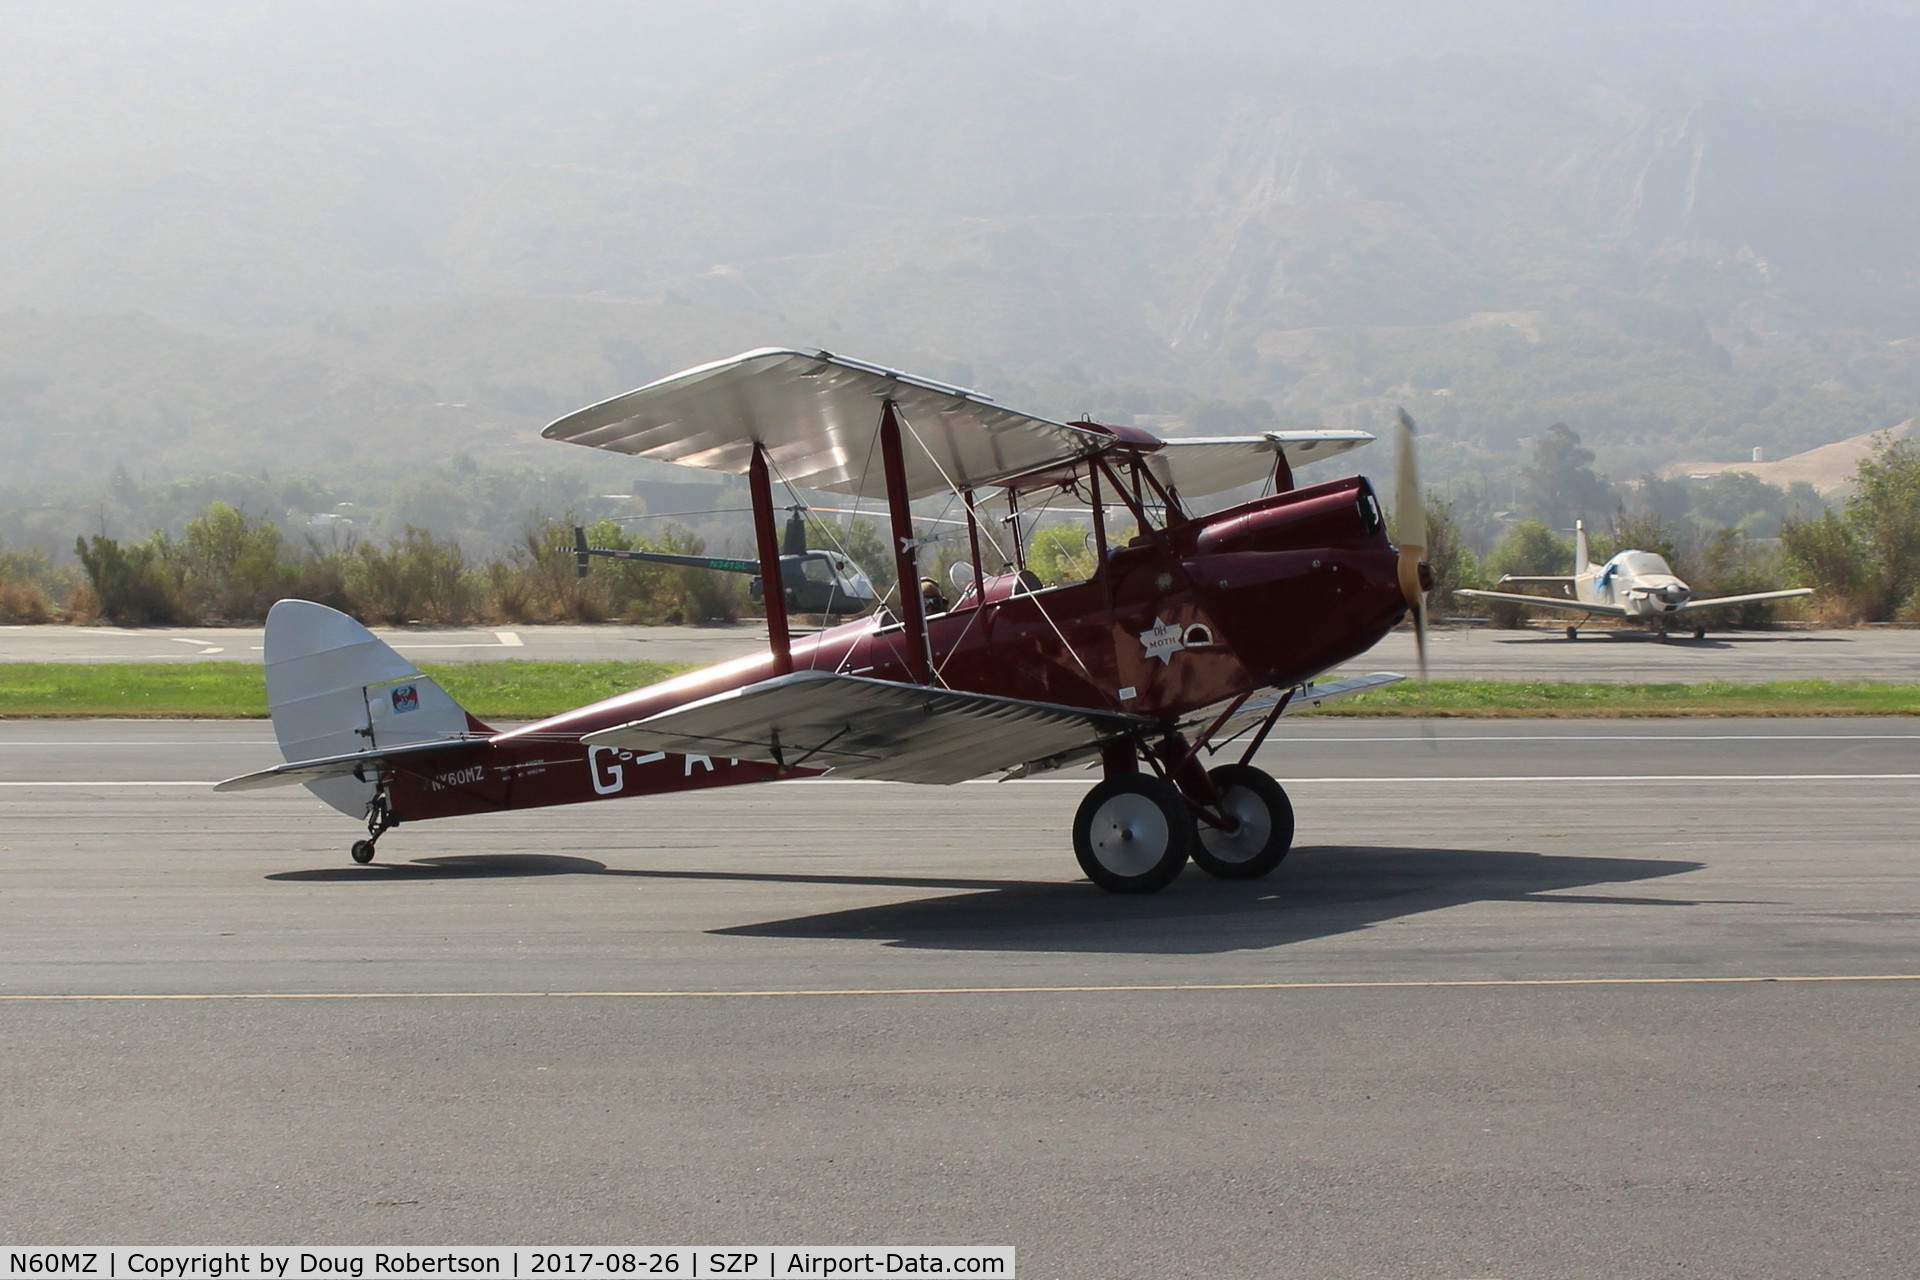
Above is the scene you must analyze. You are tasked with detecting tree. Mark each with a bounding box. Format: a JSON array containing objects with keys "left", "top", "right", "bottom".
[
  {"left": 75, "top": 534, "right": 185, "bottom": 625},
  {"left": 1694, "top": 528, "right": 1798, "bottom": 626},
  {"left": 1487, "top": 519, "right": 1573, "bottom": 578},
  {"left": 1781, "top": 433, "right": 1920, "bottom": 621},
  {"left": 1027, "top": 524, "right": 1097, "bottom": 586},
  {"left": 346, "top": 526, "right": 474, "bottom": 624},
  {"left": 1846, "top": 434, "right": 1920, "bottom": 618},
  {"left": 1590, "top": 512, "right": 1681, "bottom": 572},
  {"left": 1422, "top": 496, "right": 1486, "bottom": 613},
  {"left": 1781, "top": 511, "right": 1869, "bottom": 620},
  {"left": 1520, "top": 423, "right": 1613, "bottom": 523},
  {"left": 1478, "top": 519, "right": 1573, "bottom": 627},
  {"left": 176, "top": 502, "right": 287, "bottom": 621},
  {"left": 1691, "top": 472, "right": 1791, "bottom": 537},
  {"left": 1627, "top": 472, "right": 1693, "bottom": 528}
]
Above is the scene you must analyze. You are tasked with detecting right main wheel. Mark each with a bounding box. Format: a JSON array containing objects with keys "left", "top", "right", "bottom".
[
  {"left": 1072, "top": 775, "right": 1193, "bottom": 893},
  {"left": 1189, "top": 763, "right": 1295, "bottom": 880}
]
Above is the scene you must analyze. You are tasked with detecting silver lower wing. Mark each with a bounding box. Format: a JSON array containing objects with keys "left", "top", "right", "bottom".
[
  {"left": 1203, "top": 671, "right": 1406, "bottom": 741},
  {"left": 582, "top": 671, "right": 1151, "bottom": 785},
  {"left": 1456, "top": 589, "right": 1630, "bottom": 617},
  {"left": 1675, "top": 588, "right": 1814, "bottom": 614}
]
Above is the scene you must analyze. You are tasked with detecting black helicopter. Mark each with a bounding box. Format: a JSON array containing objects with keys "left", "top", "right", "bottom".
[{"left": 573, "top": 506, "right": 881, "bottom": 618}]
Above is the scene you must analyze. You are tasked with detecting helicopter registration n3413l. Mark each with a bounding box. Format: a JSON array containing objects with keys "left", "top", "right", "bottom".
[{"left": 219, "top": 349, "right": 1430, "bottom": 893}]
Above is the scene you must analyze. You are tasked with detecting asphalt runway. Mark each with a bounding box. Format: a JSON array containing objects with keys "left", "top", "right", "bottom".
[
  {"left": 6, "top": 620, "right": 1918, "bottom": 682},
  {"left": 3, "top": 719, "right": 1918, "bottom": 1277}
]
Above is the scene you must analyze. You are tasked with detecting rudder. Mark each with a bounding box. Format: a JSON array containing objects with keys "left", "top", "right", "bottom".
[{"left": 263, "top": 600, "right": 488, "bottom": 816}]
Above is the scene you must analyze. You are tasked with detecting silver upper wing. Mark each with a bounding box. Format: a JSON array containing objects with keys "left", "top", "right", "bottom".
[{"left": 543, "top": 348, "right": 1110, "bottom": 502}]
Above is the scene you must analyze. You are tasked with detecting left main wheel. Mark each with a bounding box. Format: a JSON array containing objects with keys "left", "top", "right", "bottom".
[
  {"left": 1072, "top": 775, "right": 1192, "bottom": 893},
  {"left": 350, "top": 840, "right": 376, "bottom": 864}
]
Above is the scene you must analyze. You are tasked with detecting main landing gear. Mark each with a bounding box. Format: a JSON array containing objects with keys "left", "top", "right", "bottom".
[
  {"left": 350, "top": 783, "right": 398, "bottom": 865},
  {"left": 1070, "top": 740, "right": 1295, "bottom": 893}
]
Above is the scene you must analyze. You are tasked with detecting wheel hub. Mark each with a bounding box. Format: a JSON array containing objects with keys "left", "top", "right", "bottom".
[{"left": 1088, "top": 794, "right": 1170, "bottom": 876}]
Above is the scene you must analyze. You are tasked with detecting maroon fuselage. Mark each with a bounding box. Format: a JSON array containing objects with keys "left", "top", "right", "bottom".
[{"left": 386, "top": 475, "right": 1406, "bottom": 822}]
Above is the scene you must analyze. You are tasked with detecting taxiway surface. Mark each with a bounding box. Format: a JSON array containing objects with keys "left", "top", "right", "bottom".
[
  {"left": 3, "top": 720, "right": 1917, "bottom": 1278},
  {"left": 6, "top": 620, "right": 1917, "bottom": 682}
]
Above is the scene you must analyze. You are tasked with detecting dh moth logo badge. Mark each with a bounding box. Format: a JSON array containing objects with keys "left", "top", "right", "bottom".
[
  {"left": 1137, "top": 618, "right": 1215, "bottom": 665},
  {"left": 390, "top": 684, "right": 420, "bottom": 713}
]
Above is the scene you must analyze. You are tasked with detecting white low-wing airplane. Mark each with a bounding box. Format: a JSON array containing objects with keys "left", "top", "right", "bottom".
[{"left": 1456, "top": 519, "right": 1812, "bottom": 640}]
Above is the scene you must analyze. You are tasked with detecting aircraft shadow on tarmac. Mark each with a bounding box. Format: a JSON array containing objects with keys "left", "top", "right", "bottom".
[
  {"left": 267, "top": 854, "right": 613, "bottom": 881},
  {"left": 267, "top": 854, "right": 1034, "bottom": 887},
  {"left": 1492, "top": 632, "right": 1845, "bottom": 647},
  {"left": 709, "top": 846, "right": 1706, "bottom": 955},
  {"left": 265, "top": 847, "right": 1704, "bottom": 956}
]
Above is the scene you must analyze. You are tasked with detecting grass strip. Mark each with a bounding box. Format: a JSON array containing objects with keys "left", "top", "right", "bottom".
[
  {"left": 0, "top": 666, "right": 1915, "bottom": 719},
  {"left": 0, "top": 661, "right": 694, "bottom": 720},
  {"left": 1327, "top": 679, "right": 1920, "bottom": 717}
]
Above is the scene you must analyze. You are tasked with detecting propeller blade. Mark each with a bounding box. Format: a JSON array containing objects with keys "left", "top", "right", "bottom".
[
  {"left": 1392, "top": 408, "right": 1430, "bottom": 679},
  {"left": 1414, "top": 596, "right": 1429, "bottom": 681}
]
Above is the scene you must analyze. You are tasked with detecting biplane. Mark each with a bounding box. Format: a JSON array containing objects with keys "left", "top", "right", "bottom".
[{"left": 218, "top": 349, "right": 1430, "bottom": 892}]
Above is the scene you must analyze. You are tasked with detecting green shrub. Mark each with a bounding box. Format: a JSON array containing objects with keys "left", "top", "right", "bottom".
[
  {"left": 75, "top": 534, "right": 188, "bottom": 625},
  {"left": 344, "top": 526, "right": 475, "bottom": 624}
]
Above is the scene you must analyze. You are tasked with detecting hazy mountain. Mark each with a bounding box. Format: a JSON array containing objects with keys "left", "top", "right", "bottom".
[{"left": 3, "top": 1, "right": 1919, "bottom": 501}]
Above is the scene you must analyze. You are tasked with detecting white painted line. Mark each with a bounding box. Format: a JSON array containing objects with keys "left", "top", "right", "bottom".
[
  {"left": 5, "top": 973, "right": 1918, "bottom": 1003},
  {"left": 390, "top": 641, "right": 528, "bottom": 650},
  {"left": 1265, "top": 733, "right": 1920, "bottom": 743},
  {"left": 0, "top": 740, "right": 276, "bottom": 746},
  {"left": 0, "top": 781, "right": 216, "bottom": 787},
  {"left": 895, "top": 773, "right": 1920, "bottom": 786},
  {"left": 496, "top": 631, "right": 524, "bottom": 647},
  {"left": 9, "top": 773, "right": 1920, "bottom": 790}
]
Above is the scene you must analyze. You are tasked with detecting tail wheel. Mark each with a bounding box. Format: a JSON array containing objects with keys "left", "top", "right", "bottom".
[
  {"left": 1072, "top": 775, "right": 1192, "bottom": 893},
  {"left": 1190, "top": 764, "right": 1295, "bottom": 880}
]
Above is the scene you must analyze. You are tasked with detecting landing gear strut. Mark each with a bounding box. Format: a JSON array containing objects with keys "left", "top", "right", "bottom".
[
  {"left": 1071, "top": 731, "right": 1298, "bottom": 891},
  {"left": 351, "top": 784, "right": 398, "bottom": 865}
]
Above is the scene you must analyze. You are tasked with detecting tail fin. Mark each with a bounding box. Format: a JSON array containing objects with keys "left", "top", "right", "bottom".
[
  {"left": 262, "top": 600, "right": 489, "bottom": 816},
  {"left": 1574, "top": 519, "right": 1591, "bottom": 574}
]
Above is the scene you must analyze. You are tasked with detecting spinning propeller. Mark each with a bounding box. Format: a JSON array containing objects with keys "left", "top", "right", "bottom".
[{"left": 1392, "top": 408, "right": 1432, "bottom": 679}]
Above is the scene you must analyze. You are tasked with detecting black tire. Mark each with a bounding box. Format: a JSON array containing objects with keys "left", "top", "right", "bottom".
[
  {"left": 1072, "top": 775, "right": 1192, "bottom": 893},
  {"left": 1692, "top": 626, "right": 1707, "bottom": 641},
  {"left": 1565, "top": 626, "right": 1578, "bottom": 641},
  {"left": 350, "top": 840, "right": 376, "bottom": 864},
  {"left": 1189, "top": 764, "right": 1295, "bottom": 880}
]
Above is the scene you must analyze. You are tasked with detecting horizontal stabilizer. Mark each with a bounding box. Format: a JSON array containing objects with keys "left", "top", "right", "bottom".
[
  {"left": 1456, "top": 588, "right": 1630, "bottom": 617},
  {"left": 583, "top": 670, "right": 1149, "bottom": 785},
  {"left": 1676, "top": 588, "right": 1814, "bottom": 614},
  {"left": 214, "top": 739, "right": 481, "bottom": 793}
]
